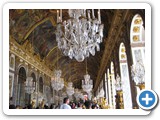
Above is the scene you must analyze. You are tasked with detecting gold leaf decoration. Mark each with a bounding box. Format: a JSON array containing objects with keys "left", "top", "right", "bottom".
[
  {"left": 121, "top": 48, "right": 125, "bottom": 53},
  {"left": 133, "top": 26, "right": 140, "bottom": 33},
  {"left": 121, "top": 54, "right": 126, "bottom": 59},
  {"left": 134, "top": 19, "right": 142, "bottom": 24},
  {"left": 133, "top": 35, "right": 139, "bottom": 42}
]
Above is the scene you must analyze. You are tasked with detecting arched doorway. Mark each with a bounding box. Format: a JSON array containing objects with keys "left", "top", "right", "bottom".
[
  {"left": 119, "top": 43, "right": 132, "bottom": 108},
  {"left": 17, "top": 67, "right": 26, "bottom": 106}
]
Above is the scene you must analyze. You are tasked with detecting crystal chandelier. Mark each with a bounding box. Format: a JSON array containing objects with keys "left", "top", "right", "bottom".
[
  {"left": 56, "top": 9, "right": 104, "bottom": 62},
  {"left": 66, "top": 82, "right": 74, "bottom": 96},
  {"left": 51, "top": 45, "right": 64, "bottom": 92},
  {"left": 82, "top": 74, "right": 93, "bottom": 93},
  {"left": 25, "top": 77, "right": 35, "bottom": 94},
  {"left": 115, "top": 74, "right": 122, "bottom": 91},
  {"left": 131, "top": 60, "right": 145, "bottom": 85},
  {"left": 82, "top": 58, "right": 93, "bottom": 93},
  {"left": 51, "top": 70, "right": 64, "bottom": 91}
]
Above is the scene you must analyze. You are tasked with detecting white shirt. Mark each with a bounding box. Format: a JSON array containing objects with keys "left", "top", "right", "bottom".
[{"left": 60, "top": 104, "right": 71, "bottom": 109}]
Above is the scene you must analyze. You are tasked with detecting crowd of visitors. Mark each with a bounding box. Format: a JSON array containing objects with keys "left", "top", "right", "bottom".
[{"left": 9, "top": 97, "right": 102, "bottom": 109}]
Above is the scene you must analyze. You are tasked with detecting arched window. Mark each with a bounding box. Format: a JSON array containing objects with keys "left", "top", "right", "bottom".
[
  {"left": 130, "top": 14, "right": 145, "bottom": 64},
  {"left": 39, "top": 77, "right": 43, "bottom": 93},
  {"left": 17, "top": 67, "right": 26, "bottom": 106},
  {"left": 119, "top": 43, "right": 132, "bottom": 108}
]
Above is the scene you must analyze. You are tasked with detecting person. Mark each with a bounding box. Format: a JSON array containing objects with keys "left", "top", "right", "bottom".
[
  {"left": 77, "top": 102, "right": 83, "bottom": 109},
  {"left": 9, "top": 104, "right": 16, "bottom": 109},
  {"left": 84, "top": 100, "right": 92, "bottom": 109},
  {"left": 50, "top": 104, "right": 54, "bottom": 109},
  {"left": 9, "top": 97, "right": 14, "bottom": 105},
  {"left": 9, "top": 97, "right": 15, "bottom": 109},
  {"left": 92, "top": 104, "right": 97, "bottom": 109},
  {"left": 60, "top": 97, "right": 71, "bottom": 109},
  {"left": 71, "top": 102, "right": 76, "bottom": 109}
]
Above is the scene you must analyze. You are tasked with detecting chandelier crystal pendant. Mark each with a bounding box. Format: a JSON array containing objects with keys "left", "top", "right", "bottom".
[
  {"left": 51, "top": 70, "right": 64, "bottom": 92},
  {"left": 66, "top": 82, "right": 74, "bottom": 96},
  {"left": 25, "top": 77, "right": 35, "bottom": 94},
  {"left": 131, "top": 60, "right": 145, "bottom": 85},
  {"left": 56, "top": 9, "right": 104, "bottom": 62}
]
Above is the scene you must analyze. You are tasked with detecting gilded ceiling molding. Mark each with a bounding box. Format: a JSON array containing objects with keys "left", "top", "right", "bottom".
[
  {"left": 94, "top": 10, "right": 130, "bottom": 92},
  {"left": 23, "top": 17, "right": 56, "bottom": 41},
  {"left": 46, "top": 46, "right": 57, "bottom": 58}
]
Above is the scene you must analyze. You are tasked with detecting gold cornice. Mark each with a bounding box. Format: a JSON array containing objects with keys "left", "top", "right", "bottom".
[{"left": 10, "top": 38, "right": 53, "bottom": 78}]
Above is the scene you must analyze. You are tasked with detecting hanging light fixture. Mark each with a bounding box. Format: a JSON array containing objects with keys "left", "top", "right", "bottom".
[
  {"left": 66, "top": 82, "right": 74, "bottom": 96},
  {"left": 131, "top": 60, "right": 145, "bottom": 90},
  {"left": 82, "top": 58, "right": 93, "bottom": 93},
  {"left": 56, "top": 9, "right": 104, "bottom": 62},
  {"left": 115, "top": 74, "right": 123, "bottom": 91},
  {"left": 51, "top": 48, "right": 64, "bottom": 92},
  {"left": 51, "top": 70, "right": 64, "bottom": 91}
]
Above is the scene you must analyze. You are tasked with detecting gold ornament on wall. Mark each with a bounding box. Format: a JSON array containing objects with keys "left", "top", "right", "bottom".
[
  {"left": 134, "top": 19, "right": 142, "bottom": 24},
  {"left": 121, "top": 48, "right": 125, "bottom": 53},
  {"left": 133, "top": 35, "right": 139, "bottom": 42},
  {"left": 121, "top": 54, "right": 126, "bottom": 59},
  {"left": 133, "top": 26, "right": 140, "bottom": 33}
]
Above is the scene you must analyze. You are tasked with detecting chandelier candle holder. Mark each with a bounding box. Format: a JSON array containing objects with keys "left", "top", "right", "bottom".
[
  {"left": 66, "top": 82, "right": 74, "bottom": 96},
  {"left": 131, "top": 60, "right": 145, "bottom": 90},
  {"left": 25, "top": 77, "right": 35, "bottom": 94},
  {"left": 51, "top": 70, "right": 64, "bottom": 92},
  {"left": 56, "top": 9, "right": 104, "bottom": 62}
]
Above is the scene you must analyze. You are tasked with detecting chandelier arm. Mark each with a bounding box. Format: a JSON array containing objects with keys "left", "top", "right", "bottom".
[{"left": 62, "top": 32, "right": 77, "bottom": 45}]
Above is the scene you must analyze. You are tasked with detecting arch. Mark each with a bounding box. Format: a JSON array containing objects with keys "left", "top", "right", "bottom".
[
  {"left": 119, "top": 42, "right": 132, "bottom": 109},
  {"left": 39, "top": 77, "right": 43, "bottom": 93},
  {"left": 17, "top": 63, "right": 27, "bottom": 74},
  {"left": 17, "top": 67, "right": 27, "bottom": 106}
]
